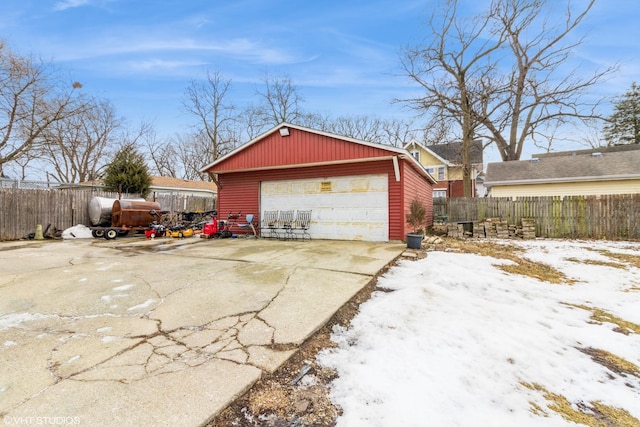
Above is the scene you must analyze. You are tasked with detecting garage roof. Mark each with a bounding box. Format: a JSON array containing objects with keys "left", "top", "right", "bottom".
[{"left": 200, "top": 123, "right": 436, "bottom": 183}]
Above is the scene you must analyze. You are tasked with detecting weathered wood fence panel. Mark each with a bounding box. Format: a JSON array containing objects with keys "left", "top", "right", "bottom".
[
  {"left": 0, "top": 188, "right": 216, "bottom": 241},
  {"left": 433, "top": 195, "right": 640, "bottom": 240}
]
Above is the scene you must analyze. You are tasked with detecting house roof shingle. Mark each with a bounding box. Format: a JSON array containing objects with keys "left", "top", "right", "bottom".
[
  {"left": 532, "top": 143, "right": 640, "bottom": 159},
  {"left": 428, "top": 140, "right": 484, "bottom": 165},
  {"left": 150, "top": 176, "right": 217, "bottom": 192},
  {"left": 485, "top": 148, "right": 640, "bottom": 185}
]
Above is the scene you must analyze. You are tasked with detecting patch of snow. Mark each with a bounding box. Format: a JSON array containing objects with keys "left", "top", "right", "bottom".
[
  {"left": 61, "top": 224, "right": 94, "bottom": 239},
  {"left": 65, "top": 355, "right": 81, "bottom": 364},
  {"left": 318, "top": 239, "right": 640, "bottom": 427},
  {"left": 296, "top": 374, "right": 318, "bottom": 389},
  {"left": 3, "top": 341, "right": 17, "bottom": 347},
  {"left": 0, "top": 313, "right": 53, "bottom": 331},
  {"left": 127, "top": 299, "right": 156, "bottom": 312},
  {"left": 100, "top": 293, "right": 128, "bottom": 303},
  {"left": 96, "top": 262, "right": 121, "bottom": 271},
  {"left": 101, "top": 336, "right": 118, "bottom": 343},
  {"left": 113, "top": 284, "right": 134, "bottom": 291},
  {"left": 57, "top": 333, "right": 89, "bottom": 343}
]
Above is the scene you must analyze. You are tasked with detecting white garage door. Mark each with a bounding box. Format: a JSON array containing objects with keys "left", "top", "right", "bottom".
[{"left": 260, "top": 174, "right": 389, "bottom": 241}]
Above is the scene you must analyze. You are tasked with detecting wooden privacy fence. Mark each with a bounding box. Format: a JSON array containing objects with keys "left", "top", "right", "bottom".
[
  {"left": 433, "top": 195, "right": 640, "bottom": 241},
  {"left": 0, "top": 188, "right": 216, "bottom": 241}
]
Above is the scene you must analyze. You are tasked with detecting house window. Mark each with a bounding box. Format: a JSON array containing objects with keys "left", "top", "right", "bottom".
[
  {"left": 411, "top": 150, "right": 420, "bottom": 162},
  {"left": 438, "top": 167, "right": 445, "bottom": 180},
  {"left": 426, "top": 167, "right": 435, "bottom": 175},
  {"left": 433, "top": 189, "right": 447, "bottom": 198}
]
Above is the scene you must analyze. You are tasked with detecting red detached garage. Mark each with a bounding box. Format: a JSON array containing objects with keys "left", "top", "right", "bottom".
[{"left": 200, "top": 123, "right": 435, "bottom": 242}]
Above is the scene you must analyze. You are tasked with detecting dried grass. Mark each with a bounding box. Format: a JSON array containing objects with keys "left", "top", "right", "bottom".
[
  {"left": 447, "top": 240, "right": 574, "bottom": 284},
  {"left": 522, "top": 382, "right": 640, "bottom": 427},
  {"left": 564, "top": 303, "right": 640, "bottom": 335},
  {"left": 578, "top": 347, "right": 640, "bottom": 379},
  {"left": 590, "top": 249, "right": 640, "bottom": 269}
]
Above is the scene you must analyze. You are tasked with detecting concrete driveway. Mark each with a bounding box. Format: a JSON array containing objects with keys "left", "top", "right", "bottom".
[{"left": 0, "top": 237, "right": 404, "bottom": 426}]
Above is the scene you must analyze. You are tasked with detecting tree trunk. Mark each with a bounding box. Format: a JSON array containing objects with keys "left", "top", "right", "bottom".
[{"left": 462, "top": 92, "right": 473, "bottom": 197}]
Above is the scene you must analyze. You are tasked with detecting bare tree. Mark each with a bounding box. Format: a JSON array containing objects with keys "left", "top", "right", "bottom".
[
  {"left": 324, "top": 115, "right": 388, "bottom": 142},
  {"left": 123, "top": 120, "right": 153, "bottom": 144},
  {"left": 0, "top": 41, "right": 84, "bottom": 177},
  {"left": 8, "top": 149, "right": 40, "bottom": 181},
  {"left": 236, "top": 105, "right": 271, "bottom": 141},
  {"left": 400, "top": 1, "right": 503, "bottom": 196},
  {"left": 379, "top": 118, "right": 420, "bottom": 148},
  {"left": 255, "top": 72, "right": 306, "bottom": 126},
  {"left": 146, "top": 129, "right": 233, "bottom": 181},
  {"left": 581, "top": 127, "right": 606, "bottom": 149},
  {"left": 400, "top": 0, "right": 613, "bottom": 196},
  {"left": 41, "top": 97, "right": 121, "bottom": 183},
  {"left": 183, "top": 69, "right": 237, "bottom": 164},
  {"left": 144, "top": 134, "right": 179, "bottom": 178},
  {"left": 314, "top": 114, "right": 417, "bottom": 147},
  {"left": 419, "top": 116, "right": 454, "bottom": 147},
  {"left": 166, "top": 131, "right": 215, "bottom": 181}
]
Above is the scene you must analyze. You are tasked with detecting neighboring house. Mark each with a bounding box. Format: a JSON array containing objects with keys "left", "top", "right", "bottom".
[
  {"left": 147, "top": 176, "right": 217, "bottom": 198},
  {"left": 201, "top": 123, "right": 436, "bottom": 242},
  {"left": 404, "top": 140, "right": 484, "bottom": 198},
  {"left": 484, "top": 145, "right": 640, "bottom": 197}
]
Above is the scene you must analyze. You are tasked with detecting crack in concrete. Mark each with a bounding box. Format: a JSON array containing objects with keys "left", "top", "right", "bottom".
[
  {"left": 52, "top": 312, "right": 284, "bottom": 386},
  {"left": 248, "top": 269, "right": 293, "bottom": 336},
  {"left": 0, "top": 238, "right": 405, "bottom": 427},
  {"left": 132, "top": 275, "right": 162, "bottom": 301},
  {"left": 0, "top": 274, "right": 19, "bottom": 289},
  {"left": 4, "top": 269, "right": 298, "bottom": 413}
]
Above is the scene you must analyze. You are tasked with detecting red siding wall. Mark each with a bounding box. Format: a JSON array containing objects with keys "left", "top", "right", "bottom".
[
  {"left": 211, "top": 127, "right": 398, "bottom": 172},
  {"left": 402, "top": 162, "right": 434, "bottom": 236},
  {"left": 216, "top": 171, "right": 261, "bottom": 226},
  {"left": 217, "top": 159, "right": 421, "bottom": 240}
]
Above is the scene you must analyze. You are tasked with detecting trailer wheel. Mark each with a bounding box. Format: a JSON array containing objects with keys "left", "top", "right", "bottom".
[
  {"left": 92, "top": 229, "right": 105, "bottom": 238},
  {"left": 104, "top": 228, "right": 118, "bottom": 240}
]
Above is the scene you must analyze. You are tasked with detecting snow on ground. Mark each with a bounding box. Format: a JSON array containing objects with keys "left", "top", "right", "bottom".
[
  {"left": 318, "top": 239, "right": 640, "bottom": 427},
  {"left": 61, "top": 224, "right": 94, "bottom": 239}
]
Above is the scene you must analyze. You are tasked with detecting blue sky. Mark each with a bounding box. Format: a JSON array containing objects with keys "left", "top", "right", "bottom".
[{"left": 1, "top": 0, "right": 639, "bottom": 155}]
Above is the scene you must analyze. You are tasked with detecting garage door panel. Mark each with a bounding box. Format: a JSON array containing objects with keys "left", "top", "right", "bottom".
[
  {"left": 260, "top": 174, "right": 388, "bottom": 241},
  {"left": 322, "top": 207, "right": 386, "bottom": 222}
]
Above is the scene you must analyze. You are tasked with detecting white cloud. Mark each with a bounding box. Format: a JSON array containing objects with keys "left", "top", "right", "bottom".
[
  {"left": 53, "top": 0, "right": 91, "bottom": 11},
  {"left": 52, "top": 35, "right": 306, "bottom": 69},
  {"left": 125, "top": 58, "right": 207, "bottom": 72}
]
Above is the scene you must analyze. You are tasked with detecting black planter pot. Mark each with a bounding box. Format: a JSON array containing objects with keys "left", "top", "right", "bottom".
[{"left": 406, "top": 233, "right": 423, "bottom": 249}]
